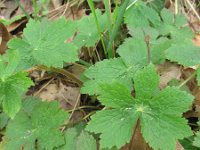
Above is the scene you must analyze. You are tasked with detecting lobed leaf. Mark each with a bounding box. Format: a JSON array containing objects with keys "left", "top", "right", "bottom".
[
  {"left": 1, "top": 98, "right": 68, "bottom": 150},
  {"left": 86, "top": 109, "right": 139, "bottom": 149},
  {"left": 8, "top": 18, "right": 78, "bottom": 69},
  {"left": 86, "top": 65, "right": 193, "bottom": 150},
  {"left": 0, "top": 51, "right": 33, "bottom": 118}
]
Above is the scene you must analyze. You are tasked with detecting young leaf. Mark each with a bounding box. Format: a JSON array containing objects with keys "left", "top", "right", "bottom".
[
  {"left": 1, "top": 98, "right": 68, "bottom": 150},
  {"left": 86, "top": 64, "right": 193, "bottom": 150},
  {"left": 194, "top": 132, "right": 200, "bottom": 147},
  {"left": 73, "top": 9, "right": 107, "bottom": 48},
  {"left": 8, "top": 18, "right": 78, "bottom": 69},
  {"left": 0, "top": 51, "right": 33, "bottom": 118}
]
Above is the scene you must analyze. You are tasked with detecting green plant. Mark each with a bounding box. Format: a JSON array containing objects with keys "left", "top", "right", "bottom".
[{"left": 1, "top": 0, "right": 200, "bottom": 150}]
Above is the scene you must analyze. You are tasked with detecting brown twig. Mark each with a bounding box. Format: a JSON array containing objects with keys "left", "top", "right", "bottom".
[{"left": 145, "top": 35, "right": 151, "bottom": 64}]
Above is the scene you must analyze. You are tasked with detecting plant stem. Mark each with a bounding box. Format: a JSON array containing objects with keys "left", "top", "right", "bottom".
[
  {"left": 15, "top": 0, "right": 31, "bottom": 19},
  {"left": 178, "top": 71, "right": 197, "bottom": 88},
  {"left": 87, "top": 0, "right": 107, "bottom": 56},
  {"left": 32, "top": 0, "right": 38, "bottom": 19},
  {"left": 37, "top": 65, "right": 82, "bottom": 86},
  {"left": 79, "top": 59, "right": 91, "bottom": 67},
  {"left": 145, "top": 35, "right": 151, "bottom": 64},
  {"left": 104, "top": 0, "right": 113, "bottom": 37},
  {"left": 106, "top": 0, "right": 130, "bottom": 58}
]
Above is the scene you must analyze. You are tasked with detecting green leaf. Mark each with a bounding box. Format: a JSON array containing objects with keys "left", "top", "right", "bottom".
[
  {"left": 125, "top": 2, "right": 160, "bottom": 28},
  {"left": 98, "top": 81, "right": 134, "bottom": 108},
  {"left": 196, "top": 67, "right": 200, "bottom": 86},
  {"left": 81, "top": 37, "right": 171, "bottom": 95},
  {"left": 0, "top": 112, "right": 9, "bottom": 129},
  {"left": 81, "top": 58, "right": 136, "bottom": 95},
  {"left": 56, "top": 125, "right": 93, "bottom": 150},
  {"left": 158, "top": 9, "right": 193, "bottom": 43},
  {"left": 117, "top": 38, "right": 148, "bottom": 67},
  {"left": 194, "top": 132, "right": 200, "bottom": 147},
  {"left": 8, "top": 18, "right": 78, "bottom": 69},
  {"left": 86, "top": 109, "right": 139, "bottom": 149},
  {"left": 145, "top": 0, "right": 165, "bottom": 12},
  {"left": 1, "top": 99, "right": 68, "bottom": 150},
  {"left": 73, "top": 9, "right": 107, "bottom": 48},
  {"left": 0, "top": 15, "right": 24, "bottom": 26},
  {"left": 86, "top": 64, "right": 193, "bottom": 149},
  {"left": 166, "top": 43, "right": 200, "bottom": 66},
  {"left": 180, "top": 136, "right": 200, "bottom": 150},
  {"left": 57, "top": 128, "right": 78, "bottom": 150},
  {"left": 134, "top": 64, "right": 159, "bottom": 99},
  {"left": 76, "top": 131, "right": 97, "bottom": 150},
  {"left": 117, "top": 38, "right": 170, "bottom": 65},
  {"left": 0, "top": 51, "right": 33, "bottom": 118},
  {"left": 160, "top": 8, "right": 174, "bottom": 24}
]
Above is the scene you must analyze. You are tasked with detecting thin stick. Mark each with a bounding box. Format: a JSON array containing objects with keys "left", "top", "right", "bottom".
[
  {"left": 178, "top": 71, "right": 197, "bottom": 88},
  {"left": 61, "top": 94, "right": 80, "bottom": 132},
  {"left": 15, "top": 0, "right": 31, "bottom": 19},
  {"left": 32, "top": 0, "right": 37, "bottom": 19},
  {"left": 61, "top": 0, "right": 69, "bottom": 16},
  {"left": 36, "top": 65, "right": 83, "bottom": 86},
  {"left": 34, "top": 78, "right": 54, "bottom": 96},
  {"left": 185, "top": 0, "right": 200, "bottom": 21},
  {"left": 175, "top": 0, "right": 178, "bottom": 15},
  {"left": 145, "top": 35, "right": 151, "bottom": 64}
]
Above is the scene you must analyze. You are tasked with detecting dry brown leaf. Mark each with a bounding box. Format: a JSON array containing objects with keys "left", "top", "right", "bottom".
[
  {"left": 0, "top": 23, "right": 10, "bottom": 54},
  {"left": 67, "top": 64, "right": 85, "bottom": 79},
  {"left": 0, "top": 0, "right": 18, "bottom": 19},
  {"left": 6, "top": 17, "right": 27, "bottom": 32},
  {"left": 193, "top": 34, "right": 200, "bottom": 46},
  {"left": 176, "top": 142, "right": 184, "bottom": 150},
  {"left": 51, "top": 0, "right": 62, "bottom": 9},
  {"left": 37, "top": 82, "right": 80, "bottom": 110},
  {"left": 120, "top": 121, "right": 151, "bottom": 150},
  {"left": 157, "top": 61, "right": 182, "bottom": 89},
  {"left": 15, "top": 0, "right": 33, "bottom": 16}
]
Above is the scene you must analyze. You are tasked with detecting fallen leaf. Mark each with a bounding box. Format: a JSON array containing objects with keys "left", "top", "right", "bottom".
[
  {"left": 0, "top": 23, "right": 10, "bottom": 54},
  {"left": 157, "top": 61, "right": 182, "bottom": 88},
  {"left": 193, "top": 34, "right": 200, "bottom": 46},
  {"left": 0, "top": 0, "right": 18, "bottom": 19},
  {"left": 37, "top": 82, "right": 80, "bottom": 110}
]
